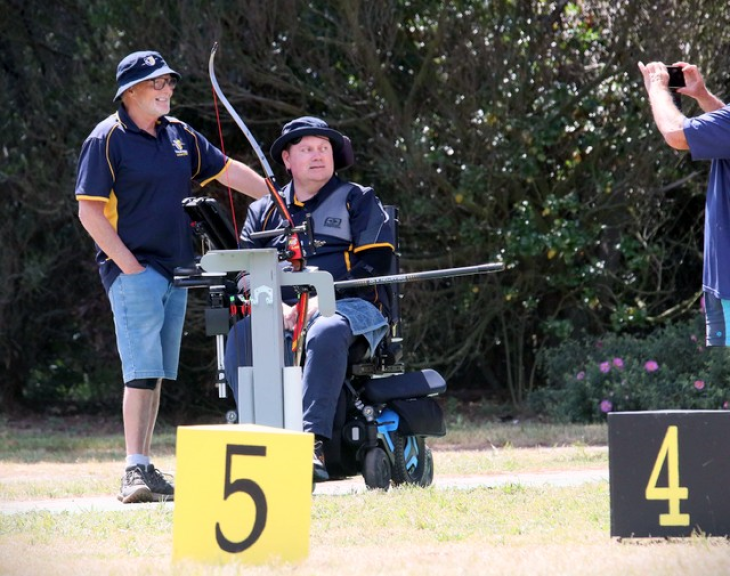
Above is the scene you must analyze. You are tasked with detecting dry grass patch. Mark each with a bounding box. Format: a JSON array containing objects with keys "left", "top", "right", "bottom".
[
  {"left": 432, "top": 419, "right": 608, "bottom": 449},
  {"left": 1, "top": 415, "right": 728, "bottom": 576},
  {"left": 2, "top": 484, "right": 729, "bottom": 576}
]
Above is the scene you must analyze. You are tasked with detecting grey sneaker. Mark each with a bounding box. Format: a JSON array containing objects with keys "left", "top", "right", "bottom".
[
  {"left": 145, "top": 464, "right": 175, "bottom": 501},
  {"left": 118, "top": 465, "right": 153, "bottom": 504}
]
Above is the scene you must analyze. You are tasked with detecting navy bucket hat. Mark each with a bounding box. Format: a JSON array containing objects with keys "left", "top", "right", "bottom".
[
  {"left": 113, "top": 51, "right": 180, "bottom": 102},
  {"left": 270, "top": 116, "right": 354, "bottom": 170}
]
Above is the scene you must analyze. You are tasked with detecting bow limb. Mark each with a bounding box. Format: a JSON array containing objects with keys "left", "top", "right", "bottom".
[
  {"left": 209, "top": 42, "right": 277, "bottom": 181},
  {"left": 209, "top": 42, "right": 309, "bottom": 354},
  {"left": 292, "top": 291, "right": 309, "bottom": 366},
  {"left": 208, "top": 42, "right": 303, "bottom": 264}
]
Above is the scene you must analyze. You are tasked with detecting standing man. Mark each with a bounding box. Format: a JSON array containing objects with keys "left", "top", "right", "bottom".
[
  {"left": 224, "top": 116, "right": 395, "bottom": 481},
  {"left": 639, "top": 60, "right": 730, "bottom": 345},
  {"left": 75, "top": 50, "right": 267, "bottom": 503}
]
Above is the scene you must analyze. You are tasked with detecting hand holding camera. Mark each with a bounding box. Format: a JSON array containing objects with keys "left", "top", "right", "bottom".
[
  {"left": 666, "top": 65, "right": 685, "bottom": 110},
  {"left": 666, "top": 66, "right": 686, "bottom": 90}
]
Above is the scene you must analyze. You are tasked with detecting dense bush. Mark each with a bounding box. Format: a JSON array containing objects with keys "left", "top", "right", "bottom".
[
  {"left": 4, "top": 0, "right": 730, "bottom": 415},
  {"left": 533, "top": 311, "right": 730, "bottom": 422}
]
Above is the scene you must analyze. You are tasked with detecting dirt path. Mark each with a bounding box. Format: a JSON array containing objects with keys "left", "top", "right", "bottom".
[{"left": 0, "top": 467, "right": 608, "bottom": 514}]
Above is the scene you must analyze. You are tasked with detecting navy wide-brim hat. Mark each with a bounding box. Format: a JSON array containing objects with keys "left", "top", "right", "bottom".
[
  {"left": 270, "top": 116, "right": 354, "bottom": 170},
  {"left": 113, "top": 50, "right": 180, "bottom": 102}
]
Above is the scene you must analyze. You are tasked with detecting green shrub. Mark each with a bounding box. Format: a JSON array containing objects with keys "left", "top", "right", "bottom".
[{"left": 532, "top": 313, "right": 730, "bottom": 423}]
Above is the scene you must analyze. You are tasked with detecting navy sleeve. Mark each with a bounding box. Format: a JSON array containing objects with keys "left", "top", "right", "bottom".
[
  {"left": 347, "top": 186, "right": 394, "bottom": 277},
  {"left": 685, "top": 107, "right": 730, "bottom": 160},
  {"left": 75, "top": 133, "right": 114, "bottom": 200}
]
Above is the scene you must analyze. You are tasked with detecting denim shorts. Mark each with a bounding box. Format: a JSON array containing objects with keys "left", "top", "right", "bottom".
[
  {"left": 704, "top": 291, "right": 730, "bottom": 347},
  {"left": 108, "top": 266, "right": 188, "bottom": 383}
]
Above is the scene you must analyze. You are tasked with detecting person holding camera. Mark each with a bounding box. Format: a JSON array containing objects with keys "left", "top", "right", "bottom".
[{"left": 639, "top": 60, "right": 730, "bottom": 346}]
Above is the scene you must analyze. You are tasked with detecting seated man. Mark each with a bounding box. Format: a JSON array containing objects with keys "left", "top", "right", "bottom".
[{"left": 224, "top": 116, "right": 395, "bottom": 481}]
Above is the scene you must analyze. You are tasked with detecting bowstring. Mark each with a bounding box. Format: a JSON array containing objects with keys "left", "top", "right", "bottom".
[
  {"left": 210, "top": 84, "right": 245, "bottom": 395},
  {"left": 211, "top": 85, "right": 240, "bottom": 248}
]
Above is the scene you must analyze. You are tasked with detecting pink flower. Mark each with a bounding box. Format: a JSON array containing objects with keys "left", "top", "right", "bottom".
[
  {"left": 612, "top": 357, "right": 624, "bottom": 370},
  {"left": 723, "top": 401, "right": 729, "bottom": 410},
  {"left": 644, "top": 360, "right": 659, "bottom": 372},
  {"left": 599, "top": 361, "right": 611, "bottom": 374},
  {"left": 576, "top": 371, "right": 586, "bottom": 380},
  {"left": 694, "top": 380, "right": 705, "bottom": 390},
  {"left": 690, "top": 334, "right": 698, "bottom": 343},
  {"left": 600, "top": 399, "right": 613, "bottom": 413}
]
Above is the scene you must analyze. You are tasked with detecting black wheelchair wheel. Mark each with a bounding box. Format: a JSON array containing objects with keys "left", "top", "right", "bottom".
[
  {"left": 363, "top": 446, "right": 391, "bottom": 490},
  {"left": 392, "top": 434, "right": 434, "bottom": 487}
]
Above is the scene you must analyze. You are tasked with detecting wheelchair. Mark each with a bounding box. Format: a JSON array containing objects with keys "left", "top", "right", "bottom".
[{"left": 176, "top": 197, "right": 447, "bottom": 490}]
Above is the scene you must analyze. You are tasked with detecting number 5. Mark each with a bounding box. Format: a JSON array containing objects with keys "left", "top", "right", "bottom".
[
  {"left": 645, "top": 425, "right": 690, "bottom": 527},
  {"left": 215, "top": 444, "right": 268, "bottom": 553}
]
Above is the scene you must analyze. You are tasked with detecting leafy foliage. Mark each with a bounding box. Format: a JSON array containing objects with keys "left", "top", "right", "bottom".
[
  {"left": 533, "top": 312, "right": 730, "bottom": 422},
  {"left": 3, "top": 0, "right": 730, "bottom": 414}
]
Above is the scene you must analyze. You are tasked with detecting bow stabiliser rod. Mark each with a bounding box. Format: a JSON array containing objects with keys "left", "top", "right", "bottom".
[
  {"left": 209, "top": 42, "right": 311, "bottom": 358},
  {"left": 175, "top": 262, "right": 504, "bottom": 291},
  {"left": 334, "top": 262, "right": 504, "bottom": 291}
]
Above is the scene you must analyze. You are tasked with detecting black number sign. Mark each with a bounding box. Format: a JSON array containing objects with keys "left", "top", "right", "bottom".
[{"left": 608, "top": 411, "right": 730, "bottom": 538}]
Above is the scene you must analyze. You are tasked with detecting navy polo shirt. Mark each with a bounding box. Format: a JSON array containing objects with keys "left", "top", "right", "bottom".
[
  {"left": 75, "top": 105, "right": 228, "bottom": 291},
  {"left": 684, "top": 106, "right": 730, "bottom": 299}
]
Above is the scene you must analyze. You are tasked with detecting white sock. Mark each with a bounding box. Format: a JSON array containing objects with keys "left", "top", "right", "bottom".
[{"left": 126, "top": 454, "right": 150, "bottom": 469}]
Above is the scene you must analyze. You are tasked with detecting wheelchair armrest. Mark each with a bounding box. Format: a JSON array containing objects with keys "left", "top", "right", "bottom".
[
  {"left": 347, "top": 337, "right": 371, "bottom": 366},
  {"left": 348, "top": 335, "right": 405, "bottom": 377}
]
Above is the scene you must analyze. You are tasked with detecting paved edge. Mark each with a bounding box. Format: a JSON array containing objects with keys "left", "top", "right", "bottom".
[{"left": 0, "top": 468, "right": 608, "bottom": 514}]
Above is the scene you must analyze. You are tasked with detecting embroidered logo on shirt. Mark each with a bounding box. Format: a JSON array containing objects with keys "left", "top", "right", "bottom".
[
  {"left": 172, "top": 138, "right": 188, "bottom": 157},
  {"left": 324, "top": 217, "right": 342, "bottom": 229}
]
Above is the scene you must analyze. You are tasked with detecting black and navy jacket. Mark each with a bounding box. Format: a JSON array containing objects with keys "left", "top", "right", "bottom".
[
  {"left": 75, "top": 105, "right": 229, "bottom": 292},
  {"left": 242, "top": 175, "right": 395, "bottom": 317}
]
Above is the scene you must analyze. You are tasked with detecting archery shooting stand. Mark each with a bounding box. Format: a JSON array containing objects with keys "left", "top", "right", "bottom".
[{"left": 198, "top": 248, "right": 335, "bottom": 430}]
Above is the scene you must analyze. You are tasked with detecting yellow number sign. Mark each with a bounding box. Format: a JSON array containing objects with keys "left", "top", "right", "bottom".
[
  {"left": 644, "top": 425, "right": 690, "bottom": 527},
  {"left": 173, "top": 424, "right": 313, "bottom": 564}
]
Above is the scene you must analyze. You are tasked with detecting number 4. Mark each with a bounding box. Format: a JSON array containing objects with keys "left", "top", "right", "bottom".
[{"left": 645, "top": 425, "right": 690, "bottom": 527}]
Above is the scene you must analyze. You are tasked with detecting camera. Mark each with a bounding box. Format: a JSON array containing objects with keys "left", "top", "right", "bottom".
[{"left": 667, "top": 66, "right": 685, "bottom": 90}]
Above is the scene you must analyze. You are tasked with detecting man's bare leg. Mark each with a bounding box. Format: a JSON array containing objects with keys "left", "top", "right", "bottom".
[
  {"left": 123, "top": 386, "right": 154, "bottom": 457},
  {"left": 143, "top": 379, "right": 162, "bottom": 456}
]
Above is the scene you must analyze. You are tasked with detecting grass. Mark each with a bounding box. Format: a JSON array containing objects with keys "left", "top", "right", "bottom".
[
  {"left": 1, "top": 412, "right": 728, "bottom": 575},
  {"left": 433, "top": 419, "right": 608, "bottom": 448}
]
